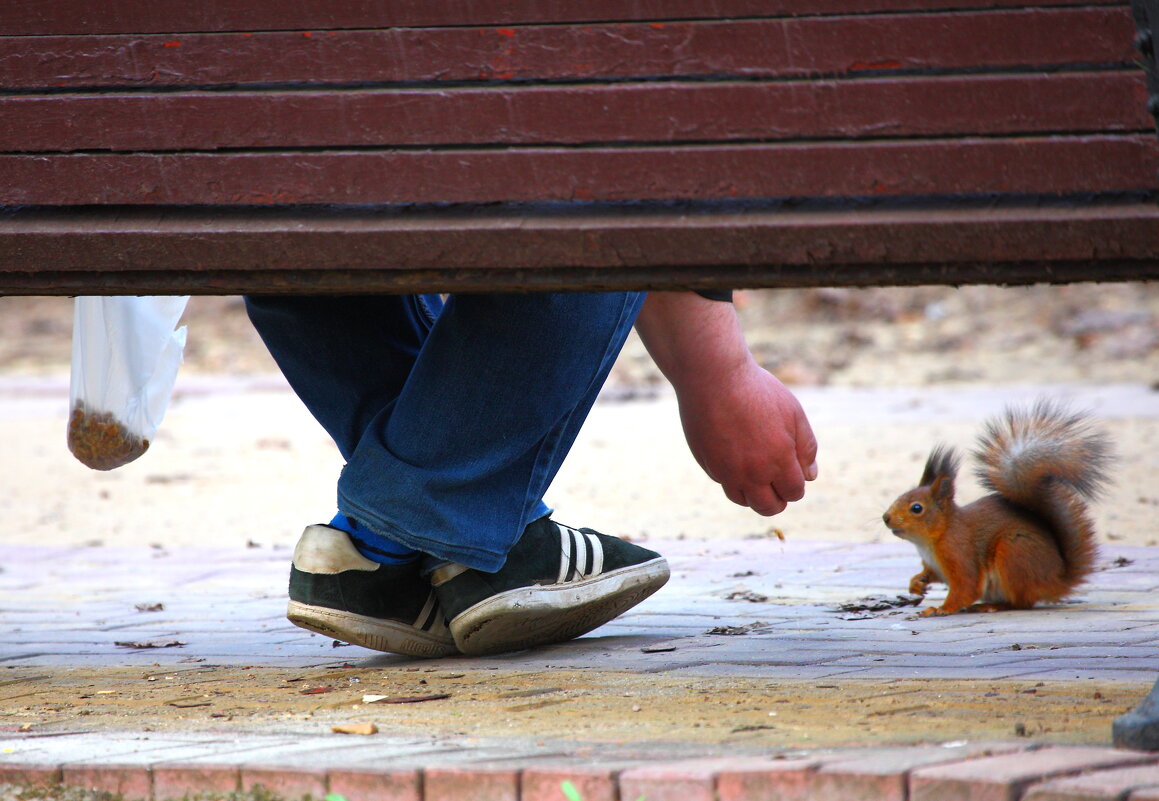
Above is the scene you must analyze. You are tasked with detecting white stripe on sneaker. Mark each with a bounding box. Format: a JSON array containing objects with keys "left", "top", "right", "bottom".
[
  {"left": 587, "top": 530, "right": 604, "bottom": 577},
  {"left": 574, "top": 527, "right": 590, "bottom": 579},
  {"left": 412, "top": 589, "right": 439, "bottom": 631},
  {"left": 555, "top": 524, "right": 605, "bottom": 583},
  {"left": 557, "top": 523, "right": 573, "bottom": 584}
]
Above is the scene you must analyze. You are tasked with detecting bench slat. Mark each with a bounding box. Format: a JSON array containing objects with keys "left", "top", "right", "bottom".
[
  {"left": 4, "top": 136, "right": 1155, "bottom": 206},
  {"left": 0, "top": 0, "right": 1126, "bottom": 36},
  {"left": 1, "top": 202, "right": 1155, "bottom": 294},
  {"left": 3, "top": 73, "right": 1148, "bottom": 154},
  {"left": 1, "top": 8, "right": 1135, "bottom": 90}
]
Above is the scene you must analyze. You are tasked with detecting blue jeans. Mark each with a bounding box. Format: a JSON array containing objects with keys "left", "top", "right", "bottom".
[{"left": 244, "top": 292, "right": 645, "bottom": 571}]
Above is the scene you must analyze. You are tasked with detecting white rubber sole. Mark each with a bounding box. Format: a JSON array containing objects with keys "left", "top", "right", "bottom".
[
  {"left": 286, "top": 600, "right": 458, "bottom": 658},
  {"left": 448, "top": 558, "right": 670, "bottom": 656}
]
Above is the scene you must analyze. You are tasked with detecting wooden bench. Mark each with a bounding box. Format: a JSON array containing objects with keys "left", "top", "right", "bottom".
[{"left": 1, "top": 0, "right": 1157, "bottom": 295}]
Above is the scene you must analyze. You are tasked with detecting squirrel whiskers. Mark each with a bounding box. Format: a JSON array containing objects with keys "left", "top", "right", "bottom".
[{"left": 882, "top": 400, "right": 1112, "bottom": 617}]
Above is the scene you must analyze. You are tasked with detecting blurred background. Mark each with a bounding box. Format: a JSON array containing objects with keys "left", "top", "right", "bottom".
[{"left": 1, "top": 284, "right": 1155, "bottom": 555}]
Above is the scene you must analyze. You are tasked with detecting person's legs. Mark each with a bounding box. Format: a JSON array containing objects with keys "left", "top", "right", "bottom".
[
  {"left": 247, "top": 293, "right": 443, "bottom": 564},
  {"left": 336, "top": 292, "right": 646, "bottom": 571},
  {"left": 331, "top": 291, "right": 668, "bottom": 655},
  {"left": 243, "top": 294, "right": 442, "bottom": 462},
  {"left": 246, "top": 294, "right": 457, "bottom": 656},
  {"left": 246, "top": 291, "right": 667, "bottom": 657}
]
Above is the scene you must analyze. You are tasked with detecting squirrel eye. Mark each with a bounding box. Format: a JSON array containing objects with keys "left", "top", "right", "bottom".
[{"left": 909, "top": 503, "right": 924, "bottom": 514}]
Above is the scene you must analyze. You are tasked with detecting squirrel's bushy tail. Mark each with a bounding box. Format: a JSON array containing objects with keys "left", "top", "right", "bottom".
[{"left": 974, "top": 400, "right": 1112, "bottom": 582}]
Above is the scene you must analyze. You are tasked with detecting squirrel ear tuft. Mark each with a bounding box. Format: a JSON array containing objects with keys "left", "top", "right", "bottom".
[
  {"left": 930, "top": 472, "right": 956, "bottom": 503},
  {"left": 920, "top": 445, "right": 961, "bottom": 487}
]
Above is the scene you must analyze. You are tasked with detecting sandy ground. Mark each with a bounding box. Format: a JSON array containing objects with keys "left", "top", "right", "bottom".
[
  {"left": 0, "top": 285, "right": 1156, "bottom": 748},
  {"left": 6, "top": 667, "right": 1144, "bottom": 750}
]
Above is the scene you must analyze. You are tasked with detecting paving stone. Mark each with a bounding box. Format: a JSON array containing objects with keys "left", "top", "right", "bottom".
[
  {"left": 521, "top": 764, "right": 620, "bottom": 801},
  {"left": 152, "top": 763, "right": 241, "bottom": 800},
  {"left": 713, "top": 756, "right": 823, "bottom": 801},
  {"left": 618, "top": 759, "right": 726, "bottom": 801},
  {"left": 0, "top": 733, "right": 227, "bottom": 767},
  {"left": 66, "top": 738, "right": 278, "bottom": 769},
  {"left": 60, "top": 763, "right": 152, "bottom": 800},
  {"left": 327, "top": 767, "right": 422, "bottom": 801},
  {"left": 0, "top": 761, "right": 61, "bottom": 787},
  {"left": 424, "top": 765, "right": 520, "bottom": 801},
  {"left": 909, "top": 746, "right": 1157, "bottom": 801},
  {"left": 1024, "top": 669, "right": 1159, "bottom": 682},
  {"left": 1023, "top": 762, "right": 1159, "bottom": 800},
  {"left": 823, "top": 655, "right": 1045, "bottom": 668},
  {"left": 805, "top": 743, "right": 1029, "bottom": 801},
  {"left": 819, "top": 665, "right": 1055, "bottom": 680},
  {"left": 657, "top": 663, "right": 868, "bottom": 680},
  {"left": 241, "top": 764, "right": 328, "bottom": 800},
  {"left": 148, "top": 736, "right": 389, "bottom": 769}
]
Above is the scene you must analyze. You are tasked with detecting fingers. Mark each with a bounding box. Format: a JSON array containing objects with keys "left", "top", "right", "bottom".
[
  {"left": 733, "top": 431, "right": 817, "bottom": 516},
  {"left": 723, "top": 485, "right": 747, "bottom": 508},
  {"left": 724, "top": 474, "right": 797, "bottom": 515},
  {"left": 746, "top": 475, "right": 798, "bottom": 516},
  {"left": 794, "top": 405, "right": 820, "bottom": 483},
  {"left": 728, "top": 485, "right": 779, "bottom": 515},
  {"left": 744, "top": 487, "right": 788, "bottom": 517},
  {"left": 722, "top": 415, "right": 817, "bottom": 516},
  {"left": 734, "top": 472, "right": 797, "bottom": 517}
]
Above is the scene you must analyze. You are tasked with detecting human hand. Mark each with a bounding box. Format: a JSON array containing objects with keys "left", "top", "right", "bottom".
[{"left": 676, "top": 359, "right": 818, "bottom": 516}]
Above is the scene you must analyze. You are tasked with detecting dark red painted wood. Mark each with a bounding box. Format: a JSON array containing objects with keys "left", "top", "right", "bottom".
[
  {"left": 2, "top": 8, "right": 1136, "bottom": 90},
  {"left": 3, "top": 137, "right": 1156, "bottom": 206},
  {"left": 1, "top": 1, "right": 1150, "bottom": 294},
  {"left": 0, "top": 0, "right": 1127, "bottom": 36},
  {"left": 3, "top": 73, "right": 1149, "bottom": 154},
  {"left": 2, "top": 203, "right": 1156, "bottom": 294}
]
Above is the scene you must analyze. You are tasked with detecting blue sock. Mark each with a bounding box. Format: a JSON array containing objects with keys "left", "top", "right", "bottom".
[{"left": 329, "top": 513, "right": 419, "bottom": 566}]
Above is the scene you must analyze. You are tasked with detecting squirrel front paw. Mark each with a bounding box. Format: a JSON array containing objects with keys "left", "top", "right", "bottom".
[{"left": 919, "top": 606, "right": 949, "bottom": 617}]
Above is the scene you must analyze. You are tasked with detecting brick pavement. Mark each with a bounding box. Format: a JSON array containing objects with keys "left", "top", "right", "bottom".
[{"left": 2, "top": 536, "right": 1159, "bottom": 799}]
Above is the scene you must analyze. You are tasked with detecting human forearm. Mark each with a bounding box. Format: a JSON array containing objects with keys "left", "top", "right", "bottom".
[
  {"left": 634, "top": 292, "right": 819, "bottom": 516},
  {"left": 634, "top": 292, "right": 752, "bottom": 391}
]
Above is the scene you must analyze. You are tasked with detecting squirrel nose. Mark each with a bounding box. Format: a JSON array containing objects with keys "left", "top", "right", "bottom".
[{"left": 882, "top": 512, "right": 891, "bottom": 526}]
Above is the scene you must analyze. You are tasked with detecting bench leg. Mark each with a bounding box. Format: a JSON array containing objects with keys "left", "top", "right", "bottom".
[
  {"left": 1113, "top": 677, "right": 1159, "bottom": 750},
  {"left": 1131, "top": 0, "right": 1159, "bottom": 138},
  {"left": 1106, "top": 0, "right": 1159, "bottom": 753}
]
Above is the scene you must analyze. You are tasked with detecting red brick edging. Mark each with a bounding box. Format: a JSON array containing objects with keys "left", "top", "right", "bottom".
[{"left": 3, "top": 743, "right": 1159, "bottom": 801}]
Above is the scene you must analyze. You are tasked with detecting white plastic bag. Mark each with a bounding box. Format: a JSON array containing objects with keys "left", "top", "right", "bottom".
[{"left": 67, "top": 296, "right": 189, "bottom": 470}]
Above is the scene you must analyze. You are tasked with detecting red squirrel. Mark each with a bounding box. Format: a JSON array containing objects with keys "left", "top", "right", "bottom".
[{"left": 882, "top": 401, "right": 1112, "bottom": 616}]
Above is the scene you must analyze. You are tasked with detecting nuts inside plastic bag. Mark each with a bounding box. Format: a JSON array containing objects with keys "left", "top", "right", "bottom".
[
  {"left": 67, "top": 296, "right": 189, "bottom": 470},
  {"left": 67, "top": 402, "right": 150, "bottom": 470}
]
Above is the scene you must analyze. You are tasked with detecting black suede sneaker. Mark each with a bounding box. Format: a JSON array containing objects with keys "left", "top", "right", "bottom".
[
  {"left": 430, "top": 517, "right": 669, "bottom": 656},
  {"left": 286, "top": 524, "right": 457, "bottom": 658}
]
